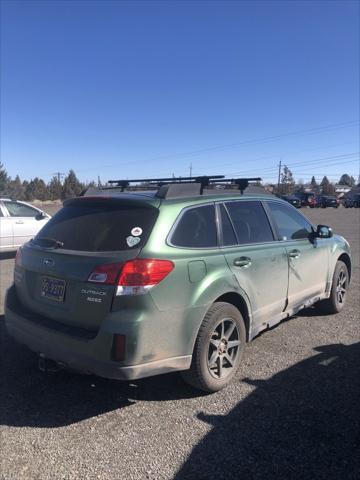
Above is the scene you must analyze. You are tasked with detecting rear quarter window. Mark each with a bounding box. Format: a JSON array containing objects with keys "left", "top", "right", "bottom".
[{"left": 34, "top": 202, "right": 158, "bottom": 252}]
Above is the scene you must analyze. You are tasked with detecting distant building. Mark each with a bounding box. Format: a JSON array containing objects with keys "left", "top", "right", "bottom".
[
  {"left": 335, "top": 184, "right": 353, "bottom": 199},
  {"left": 335, "top": 184, "right": 352, "bottom": 194}
]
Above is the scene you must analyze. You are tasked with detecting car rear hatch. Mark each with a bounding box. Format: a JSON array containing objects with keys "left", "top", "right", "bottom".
[{"left": 15, "top": 195, "right": 160, "bottom": 332}]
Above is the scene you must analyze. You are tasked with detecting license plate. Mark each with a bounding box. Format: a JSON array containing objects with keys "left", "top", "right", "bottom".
[{"left": 41, "top": 277, "right": 66, "bottom": 302}]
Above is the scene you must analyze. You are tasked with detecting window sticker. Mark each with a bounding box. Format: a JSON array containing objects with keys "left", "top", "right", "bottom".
[
  {"left": 131, "top": 227, "right": 143, "bottom": 237},
  {"left": 126, "top": 236, "right": 141, "bottom": 248}
]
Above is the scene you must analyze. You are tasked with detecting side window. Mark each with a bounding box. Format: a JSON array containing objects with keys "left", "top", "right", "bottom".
[
  {"left": 225, "top": 201, "right": 274, "bottom": 245},
  {"left": 4, "top": 201, "right": 38, "bottom": 218},
  {"left": 219, "top": 204, "right": 237, "bottom": 246},
  {"left": 0, "top": 206, "right": 3, "bottom": 217},
  {"left": 267, "top": 201, "right": 313, "bottom": 240},
  {"left": 170, "top": 204, "right": 217, "bottom": 248}
]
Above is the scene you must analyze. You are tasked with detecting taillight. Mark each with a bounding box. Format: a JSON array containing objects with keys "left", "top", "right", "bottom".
[
  {"left": 88, "top": 262, "right": 123, "bottom": 284},
  {"left": 88, "top": 259, "right": 174, "bottom": 295},
  {"left": 15, "top": 247, "right": 23, "bottom": 268},
  {"left": 118, "top": 259, "right": 174, "bottom": 286}
]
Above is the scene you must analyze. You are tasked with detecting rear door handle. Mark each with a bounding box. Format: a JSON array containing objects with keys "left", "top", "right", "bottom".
[
  {"left": 288, "top": 249, "right": 301, "bottom": 259},
  {"left": 233, "top": 256, "right": 252, "bottom": 267}
]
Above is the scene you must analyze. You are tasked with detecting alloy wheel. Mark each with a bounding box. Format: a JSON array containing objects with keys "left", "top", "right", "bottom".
[
  {"left": 207, "top": 318, "right": 241, "bottom": 379},
  {"left": 336, "top": 270, "right": 347, "bottom": 304}
]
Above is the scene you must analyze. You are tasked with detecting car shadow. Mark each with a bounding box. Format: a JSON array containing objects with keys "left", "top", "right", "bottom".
[
  {"left": 175, "top": 342, "right": 360, "bottom": 480},
  {"left": 0, "top": 315, "right": 203, "bottom": 428}
]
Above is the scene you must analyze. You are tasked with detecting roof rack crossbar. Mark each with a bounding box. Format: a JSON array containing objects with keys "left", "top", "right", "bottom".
[
  {"left": 210, "top": 177, "right": 262, "bottom": 194},
  {"left": 107, "top": 175, "right": 224, "bottom": 192}
]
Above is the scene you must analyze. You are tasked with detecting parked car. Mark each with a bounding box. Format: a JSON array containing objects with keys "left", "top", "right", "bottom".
[
  {"left": 0, "top": 199, "right": 51, "bottom": 252},
  {"left": 280, "top": 195, "right": 302, "bottom": 208},
  {"left": 315, "top": 195, "right": 339, "bottom": 208},
  {"left": 5, "top": 177, "right": 351, "bottom": 393},
  {"left": 344, "top": 194, "right": 360, "bottom": 208},
  {"left": 295, "top": 192, "right": 317, "bottom": 208}
]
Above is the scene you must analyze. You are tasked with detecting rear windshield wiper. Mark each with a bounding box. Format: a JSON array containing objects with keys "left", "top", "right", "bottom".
[{"left": 32, "top": 237, "right": 64, "bottom": 249}]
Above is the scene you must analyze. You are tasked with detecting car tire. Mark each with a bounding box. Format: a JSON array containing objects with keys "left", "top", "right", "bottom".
[
  {"left": 317, "top": 260, "right": 349, "bottom": 314},
  {"left": 181, "top": 302, "right": 246, "bottom": 393}
]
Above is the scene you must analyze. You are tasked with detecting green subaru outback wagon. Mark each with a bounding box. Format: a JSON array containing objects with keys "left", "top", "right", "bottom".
[{"left": 5, "top": 177, "right": 352, "bottom": 392}]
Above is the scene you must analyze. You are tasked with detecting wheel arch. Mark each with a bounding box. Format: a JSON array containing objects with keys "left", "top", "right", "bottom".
[
  {"left": 214, "top": 292, "right": 251, "bottom": 342},
  {"left": 338, "top": 253, "right": 351, "bottom": 280}
]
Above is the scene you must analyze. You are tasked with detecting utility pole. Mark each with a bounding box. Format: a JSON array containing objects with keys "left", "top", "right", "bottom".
[
  {"left": 277, "top": 159, "right": 282, "bottom": 192},
  {"left": 189, "top": 163, "right": 193, "bottom": 178},
  {"left": 52, "top": 172, "right": 65, "bottom": 183}
]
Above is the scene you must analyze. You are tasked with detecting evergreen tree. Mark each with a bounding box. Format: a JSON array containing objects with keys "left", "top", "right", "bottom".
[
  {"left": 33, "top": 178, "right": 48, "bottom": 200},
  {"left": 25, "top": 177, "right": 49, "bottom": 201},
  {"left": 8, "top": 175, "right": 26, "bottom": 200},
  {"left": 310, "top": 176, "right": 317, "bottom": 188},
  {"left": 0, "top": 162, "right": 10, "bottom": 195},
  {"left": 62, "top": 170, "right": 84, "bottom": 199},
  {"left": 25, "top": 180, "right": 35, "bottom": 201},
  {"left": 48, "top": 176, "right": 63, "bottom": 200},
  {"left": 338, "top": 174, "right": 354, "bottom": 186},
  {"left": 22, "top": 180, "right": 29, "bottom": 195},
  {"left": 320, "top": 176, "right": 335, "bottom": 195}
]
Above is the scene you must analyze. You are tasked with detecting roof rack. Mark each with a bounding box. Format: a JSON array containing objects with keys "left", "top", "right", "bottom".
[
  {"left": 107, "top": 175, "right": 224, "bottom": 195},
  {"left": 83, "top": 175, "right": 262, "bottom": 199},
  {"left": 210, "top": 177, "right": 262, "bottom": 194}
]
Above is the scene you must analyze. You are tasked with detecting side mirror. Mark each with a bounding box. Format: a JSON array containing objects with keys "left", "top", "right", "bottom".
[
  {"left": 35, "top": 211, "right": 47, "bottom": 221},
  {"left": 316, "top": 224, "right": 333, "bottom": 239}
]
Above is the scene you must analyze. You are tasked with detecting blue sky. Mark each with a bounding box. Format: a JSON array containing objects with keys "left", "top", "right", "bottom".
[{"left": 1, "top": 0, "right": 359, "bottom": 184}]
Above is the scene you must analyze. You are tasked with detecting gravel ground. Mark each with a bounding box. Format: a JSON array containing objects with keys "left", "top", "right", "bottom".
[{"left": 0, "top": 207, "right": 359, "bottom": 480}]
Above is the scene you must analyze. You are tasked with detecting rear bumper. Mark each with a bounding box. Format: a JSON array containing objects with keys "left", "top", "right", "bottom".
[{"left": 5, "top": 285, "right": 192, "bottom": 380}]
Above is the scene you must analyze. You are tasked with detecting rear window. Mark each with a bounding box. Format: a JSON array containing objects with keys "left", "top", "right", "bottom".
[{"left": 34, "top": 202, "right": 158, "bottom": 252}]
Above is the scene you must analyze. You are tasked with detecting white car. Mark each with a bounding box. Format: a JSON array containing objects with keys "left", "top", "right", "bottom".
[{"left": 0, "top": 199, "right": 51, "bottom": 252}]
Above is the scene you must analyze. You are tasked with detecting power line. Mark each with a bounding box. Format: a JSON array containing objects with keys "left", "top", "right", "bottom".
[
  {"left": 219, "top": 155, "right": 359, "bottom": 177},
  {"left": 52, "top": 172, "right": 65, "bottom": 183},
  {"left": 284, "top": 153, "right": 359, "bottom": 169},
  {"left": 171, "top": 152, "right": 359, "bottom": 178},
  {"left": 71, "top": 119, "right": 359, "bottom": 174},
  {"left": 203, "top": 140, "right": 357, "bottom": 171}
]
